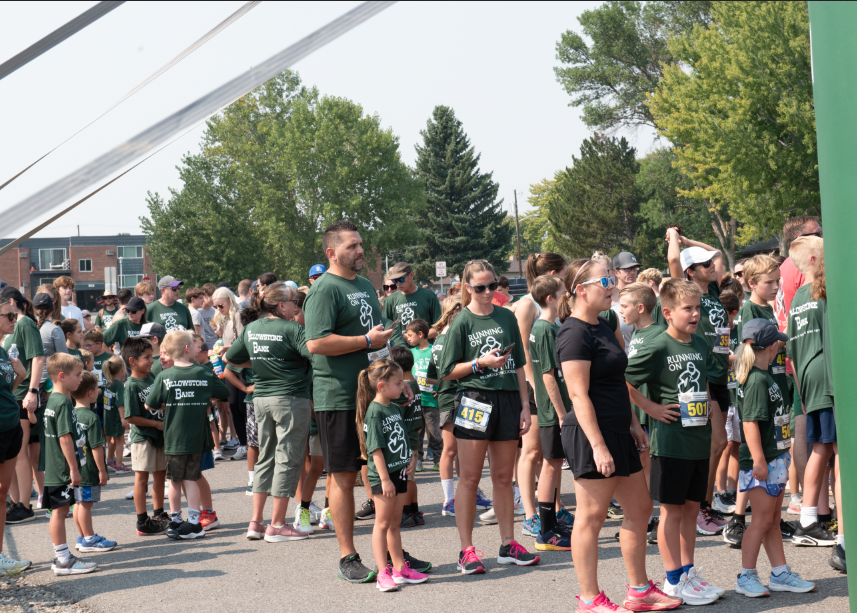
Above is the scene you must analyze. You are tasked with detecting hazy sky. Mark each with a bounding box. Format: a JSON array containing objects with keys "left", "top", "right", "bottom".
[{"left": 0, "top": 1, "right": 657, "bottom": 239}]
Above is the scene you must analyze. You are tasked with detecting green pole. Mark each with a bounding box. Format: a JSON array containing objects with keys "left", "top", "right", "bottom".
[{"left": 809, "top": 2, "right": 857, "bottom": 606}]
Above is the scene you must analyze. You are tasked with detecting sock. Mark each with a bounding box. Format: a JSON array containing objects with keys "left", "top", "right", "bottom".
[
  {"left": 84, "top": 535, "right": 97, "bottom": 544},
  {"left": 248, "top": 470, "right": 254, "bottom": 483},
  {"left": 137, "top": 512, "right": 148, "bottom": 523},
  {"left": 301, "top": 500, "right": 311, "bottom": 510},
  {"left": 153, "top": 507, "right": 164, "bottom": 516},
  {"left": 411, "top": 502, "right": 419, "bottom": 514},
  {"left": 836, "top": 534, "right": 845, "bottom": 547},
  {"left": 682, "top": 564, "right": 694, "bottom": 577},
  {"left": 188, "top": 508, "right": 201, "bottom": 525},
  {"left": 741, "top": 567, "right": 755, "bottom": 575},
  {"left": 539, "top": 499, "right": 557, "bottom": 534},
  {"left": 171, "top": 511, "right": 182, "bottom": 523},
  {"left": 630, "top": 585, "right": 649, "bottom": 593},
  {"left": 800, "top": 506, "right": 818, "bottom": 528},
  {"left": 54, "top": 543, "right": 71, "bottom": 564},
  {"left": 819, "top": 512, "right": 832, "bottom": 523},
  {"left": 441, "top": 479, "right": 455, "bottom": 502},
  {"left": 665, "top": 568, "right": 683, "bottom": 586},
  {"left": 771, "top": 564, "right": 788, "bottom": 576},
  {"left": 581, "top": 596, "right": 595, "bottom": 605},
  {"left": 732, "top": 513, "right": 746, "bottom": 524},
  {"left": 324, "top": 497, "right": 329, "bottom": 508}
]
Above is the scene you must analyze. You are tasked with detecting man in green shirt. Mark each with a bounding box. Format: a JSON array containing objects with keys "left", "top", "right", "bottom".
[
  {"left": 146, "top": 276, "right": 193, "bottom": 332},
  {"left": 382, "top": 262, "right": 442, "bottom": 337},
  {"left": 94, "top": 291, "right": 118, "bottom": 330}
]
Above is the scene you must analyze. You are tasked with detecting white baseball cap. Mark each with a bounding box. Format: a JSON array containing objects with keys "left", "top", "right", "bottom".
[{"left": 680, "top": 246, "right": 720, "bottom": 271}]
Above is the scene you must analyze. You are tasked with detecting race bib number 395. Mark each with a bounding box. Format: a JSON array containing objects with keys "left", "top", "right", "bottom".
[{"left": 713, "top": 327, "right": 731, "bottom": 354}]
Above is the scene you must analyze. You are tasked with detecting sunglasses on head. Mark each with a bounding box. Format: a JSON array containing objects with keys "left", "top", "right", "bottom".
[
  {"left": 382, "top": 284, "right": 397, "bottom": 291},
  {"left": 1, "top": 313, "right": 16, "bottom": 323},
  {"left": 800, "top": 231, "right": 823, "bottom": 238},
  {"left": 579, "top": 276, "right": 615, "bottom": 290},
  {"left": 467, "top": 281, "right": 499, "bottom": 294}
]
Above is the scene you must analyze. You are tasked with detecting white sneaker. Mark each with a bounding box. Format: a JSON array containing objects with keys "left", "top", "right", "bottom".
[
  {"left": 213, "top": 449, "right": 224, "bottom": 461},
  {"left": 293, "top": 507, "right": 314, "bottom": 534},
  {"left": 662, "top": 573, "right": 719, "bottom": 606},
  {"left": 309, "top": 502, "right": 322, "bottom": 525},
  {"left": 318, "top": 507, "right": 334, "bottom": 530},
  {"left": 123, "top": 446, "right": 132, "bottom": 457},
  {"left": 125, "top": 490, "right": 134, "bottom": 500},
  {"left": 687, "top": 567, "right": 725, "bottom": 598},
  {"left": 712, "top": 492, "right": 736, "bottom": 514},
  {"left": 0, "top": 551, "right": 30, "bottom": 573},
  {"left": 230, "top": 446, "right": 247, "bottom": 461},
  {"left": 513, "top": 496, "right": 525, "bottom": 516},
  {"left": 480, "top": 508, "right": 498, "bottom": 524}
]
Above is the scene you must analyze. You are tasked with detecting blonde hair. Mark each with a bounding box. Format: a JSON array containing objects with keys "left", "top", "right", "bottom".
[
  {"left": 812, "top": 255, "right": 826, "bottom": 300},
  {"left": 789, "top": 236, "right": 823, "bottom": 274},
  {"left": 259, "top": 281, "right": 296, "bottom": 317},
  {"left": 355, "top": 359, "right": 403, "bottom": 460},
  {"left": 659, "top": 278, "right": 703, "bottom": 311},
  {"left": 460, "top": 260, "right": 497, "bottom": 309},
  {"left": 79, "top": 349, "right": 94, "bottom": 368},
  {"left": 591, "top": 251, "right": 613, "bottom": 271},
  {"left": 734, "top": 340, "right": 770, "bottom": 385},
  {"left": 638, "top": 268, "right": 662, "bottom": 286},
  {"left": 162, "top": 330, "right": 195, "bottom": 360},
  {"left": 742, "top": 254, "right": 780, "bottom": 290},
  {"left": 434, "top": 295, "right": 462, "bottom": 332},
  {"left": 211, "top": 287, "right": 241, "bottom": 330},
  {"left": 47, "top": 353, "right": 82, "bottom": 379},
  {"left": 103, "top": 356, "right": 127, "bottom": 387},
  {"left": 135, "top": 281, "right": 156, "bottom": 297},
  {"left": 618, "top": 282, "right": 657, "bottom": 313}
]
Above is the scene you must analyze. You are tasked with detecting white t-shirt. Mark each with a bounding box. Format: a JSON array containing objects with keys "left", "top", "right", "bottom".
[
  {"left": 190, "top": 306, "right": 218, "bottom": 347},
  {"left": 61, "top": 304, "right": 85, "bottom": 329}
]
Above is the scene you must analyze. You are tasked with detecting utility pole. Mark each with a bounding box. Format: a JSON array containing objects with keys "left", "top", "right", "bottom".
[
  {"left": 77, "top": 225, "right": 80, "bottom": 236},
  {"left": 514, "top": 190, "right": 522, "bottom": 281}
]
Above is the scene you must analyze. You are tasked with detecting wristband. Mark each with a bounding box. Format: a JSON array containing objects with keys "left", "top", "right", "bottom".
[
  {"left": 28, "top": 388, "right": 39, "bottom": 395},
  {"left": 365, "top": 334, "right": 372, "bottom": 349},
  {"left": 472, "top": 359, "right": 483, "bottom": 374}
]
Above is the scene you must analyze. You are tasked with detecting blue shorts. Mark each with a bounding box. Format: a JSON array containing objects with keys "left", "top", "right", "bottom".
[
  {"left": 200, "top": 450, "right": 215, "bottom": 471},
  {"left": 739, "top": 452, "right": 791, "bottom": 497},
  {"left": 805, "top": 407, "right": 836, "bottom": 444}
]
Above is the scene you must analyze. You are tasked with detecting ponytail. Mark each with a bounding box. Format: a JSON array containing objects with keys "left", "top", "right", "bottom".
[
  {"left": 433, "top": 295, "right": 462, "bottom": 332},
  {"left": 525, "top": 252, "right": 567, "bottom": 287},
  {"left": 103, "top": 356, "right": 127, "bottom": 387},
  {"left": 734, "top": 341, "right": 760, "bottom": 385},
  {"left": 460, "top": 259, "right": 496, "bottom": 309},
  {"left": 35, "top": 308, "right": 51, "bottom": 330},
  {"left": 811, "top": 256, "right": 826, "bottom": 300}
]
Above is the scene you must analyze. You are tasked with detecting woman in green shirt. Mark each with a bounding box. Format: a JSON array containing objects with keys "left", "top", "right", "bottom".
[
  {"left": 59, "top": 319, "right": 83, "bottom": 358},
  {"left": 103, "top": 296, "right": 147, "bottom": 350}
]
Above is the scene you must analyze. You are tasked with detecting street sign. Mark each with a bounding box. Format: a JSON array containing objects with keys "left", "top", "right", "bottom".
[
  {"left": 142, "top": 276, "right": 152, "bottom": 283},
  {"left": 436, "top": 261, "right": 446, "bottom": 278}
]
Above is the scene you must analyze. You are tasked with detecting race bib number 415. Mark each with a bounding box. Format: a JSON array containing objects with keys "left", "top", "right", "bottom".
[{"left": 454, "top": 396, "right": 492, "bottom": 432}]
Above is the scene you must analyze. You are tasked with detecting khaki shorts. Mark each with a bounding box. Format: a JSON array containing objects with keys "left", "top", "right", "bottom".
[
  {"left": 131, "top": 441, "right": 166, "bottom": 473},
  {"left": 308, "top": 433, "right": 322, "bottom": 457}
]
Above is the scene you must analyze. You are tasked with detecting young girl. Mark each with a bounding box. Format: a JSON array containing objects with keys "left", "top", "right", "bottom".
[
  {"left": 60, "top": 319, "right": 83, "bottom": 358},
  {"left": 103, "top": 357, "right": 129, "bottom": 472},
  {"left": 356, "top": 359, "right": 428, "bottom": 592},
  {"left": 734, "top": 318, "right": 815, "bottom": 597}
]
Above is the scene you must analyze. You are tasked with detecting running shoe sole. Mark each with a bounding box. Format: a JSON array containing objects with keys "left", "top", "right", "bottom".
[
  {"left": 78, "top": 544, "right": 116, "bottom": 552},
  {"left": 338, "top": 569, "right": 378, "bottom": 583},
  {"left": 179, "top": 529, "right": 206, "bottom": 540},
  {"left": 246, "top": 530, "right": 263, "bottom": 540},
  {"left": 736, "top": 585, "right": 770, "bottom": 598},
  {"left": 696, "top": 526, "right": 722, "bottom": 536},
  {"left": 441, "top": 509, "right": 455, "bottom": 517},
  {"left": 497, "top": 555, "right": 540, "bottom": 566},
  {"left": 829, "top": 555, "right": 846, "bottom": 573},
  {"left": 52, "top": 565, "right": 97, "bottom": 576},
  {"left": 768, "top": 580, "right": 816, "bottom": 593},
  {"left": 535, "top": 542, "right": 570, "bottom": 551},
  {"left": 456, "top": 564, "right": 485, "bottom": 575},
  {"left": 137, "top": 529, "right": 165, "bottom": 536},
  {"left": 264, "top": 534, "right": 308, "bottom": 543},
  {"left": 792, "top": 535, "right": 836, "bottom": 546},
  {"left": 201, "top": 519, "right": 220, "bottom": 530},
  {"left": 392, "top": 575, "right": 428, "bottom": 585},
  {"left": 6, "top": 515, "right": 37, "bottom": 525}
]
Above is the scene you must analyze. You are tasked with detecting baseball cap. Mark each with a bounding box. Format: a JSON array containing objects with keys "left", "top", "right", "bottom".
[
  {"left": 126, "top": 297, "right": 146, "bottom": 312},
  {"left": 157, "top": 276, "right": 184, "bottom": 290},
  {"left": 81, "top": 310, "right": 91, "bottom": 319},
  {"left": 200, "top": 342, "right": 210, "bottom": 352},
  {"left": 217, "top": 281, "right": 233, "bottom": 290},
  {"left": 613, "top": 252, "right": 640, "bottom": 269},
  {"left": 285, "top": 280, "right": 299, "bottom": 290},
  {"left": 33, "top": 292, "right": 54, "bottom": 309},
  {"left": 0, "top": 286, "right": 26, "bottom": 305},
  {"left": 0, "top": 280, "right": 7, "bottom": 290},
  {"left": 680, "top": 246, "right": 720, "bottom": 271},
  {"left": 309, "top": 264, "right": 326, "bottom": 278},
  {"left": 250, "top": 280, "right": 259, "bottom": 292},
  {"left": 386, "top": 262, "right": 412, "bottom": 280},
  {"left": 139, "top": 322, "right": 167, "bottom": 339},
  {"left": 741, "top": 318, "right": 787, "bottom": 348}
]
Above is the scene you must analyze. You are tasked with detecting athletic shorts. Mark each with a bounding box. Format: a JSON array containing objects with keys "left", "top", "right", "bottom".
[
  {"left": 739, "top": 451, "right": 790, "bottom": 497},
  {"left": 439, "top": 409, "right": 454, "bottom": 427},
  {"left": 453, "top": 390, "right": 521, "bottom": 442},
  {"left": 649, "top": 456, "right": 709, "bottom": 505},
  {"left": 526, "top": 382, "right": 538, "bottom": 416},
  {"left": 200, "top": 450, "right": 214, "bottom": 471},
  {"left": 166, "top": 452, "right": 202, "bottom": 482},
  {"left": 308, "top": 433, "right": 322, "bottom": 457},
  {"left": 539, "top": 424, "right": 563, "bottom": 460},
  {"left": 74, "top": 485, "right": 102, "bottom": 503},
  {"left": 317, "top": 409, "right": 366, "bottom": 474},
  {"left": 725, "top": 406, "right": 741, "bottom": 443},
  {"left": 562, "top": 425, "right": 642, "bottom": 480},
  {"left": 131, "top": 440, "right": 166, "bottom": 473},
  {"left": 709, "top": 383, "right": 730, "bottom": 413},
  {"left": 370, "top": 468, "right": 408, "bottom": 495},
  {"left": 806, "top": 407, "right": 836, "bottom": 444},
  {"left": 44, "top": 484, "right": 74, "bottom": 510},
  {"left": 0, "top": 424, "right": 23, "bottom": 464}
]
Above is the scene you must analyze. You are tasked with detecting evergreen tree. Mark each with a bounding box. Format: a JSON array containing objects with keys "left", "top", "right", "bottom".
[{"left": 407, "top": 106, "right": 512, "bottom": 280}]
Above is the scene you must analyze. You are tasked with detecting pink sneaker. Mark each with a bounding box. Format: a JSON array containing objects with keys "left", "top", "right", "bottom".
[
  {"left": 376, "top": 566, "right": 398, "bottom": 592},
  {"left": 704, "top": 506, "right": 729, "bottom": 528},
  {"left": 264, "top": 523, "right": 309, "bottom": 542},
  {"left": 577, "top": 591, "right": 632, "bottom": 612},
  {"left": 392, "top": 562, "right": 429, "bottom": 585},
  {"left": 696, "top": 509, "right": 722, "bottom": 535},
  {"left": 623, "top": 581, "right": 682, "bottom": 611},
  {"left": 246, "top": 521, "right": 265, "bottom": 540}
]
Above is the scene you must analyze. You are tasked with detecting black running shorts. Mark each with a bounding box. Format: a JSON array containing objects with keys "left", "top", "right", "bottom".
[{"left": 317, "top": 409, "right": 367, "bottom": 474}]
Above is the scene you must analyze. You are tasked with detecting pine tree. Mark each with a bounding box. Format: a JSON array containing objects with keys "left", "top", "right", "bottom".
[{"left": 406, "top": 106, "right": 512, "bottom": 280}]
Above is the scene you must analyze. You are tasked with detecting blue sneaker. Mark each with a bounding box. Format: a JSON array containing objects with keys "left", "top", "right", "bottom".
[
  {"left": 535, "top": 525, "right": 571, "bottom": 551},
  {"left": 522, "top": 514, "right": 541, "bottom": 537},
  {"left": 475, "top": 489, "right": 492, "bottom": 510},
  {"left": 768, "top": 567, "right": 816, "bottom": 593},
  {"left": 736, "top": 570, "right": 770, "bottom": 598},
  {"left": 75, "top": 536, "right": 84, "bottom": 550},
  {"left": 78, "top": 535, "right": 117, "bottom": 552},
  {"left": 442, "top": 500, "right": 455, "bottom": 517},
  {"left": 556, "top": 508, "right": 575, "bottom": 528}
]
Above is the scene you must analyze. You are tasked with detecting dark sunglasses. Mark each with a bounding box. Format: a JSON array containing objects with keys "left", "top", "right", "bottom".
[
  {"left": 734, "top": 271, "right": 744, "bottom": 278},
  {"left": 214, "top": 303, "right": 229, "bottom": 309},
  {"left": 127, "top": 309, "right": 142, "bottom": 315},
  {"left": 692, "top": 259, "right": 714, "bottom": 270},
  {"left": 388, "top": 275, "right": 408, "bottom": 285},
  {"left": 0, "top": 313, "right": 17, "bottom": 323},
  {"left": 382, "top": 284, "right": 397, "bottom": 291},
  {"left": 467, "top": 281, "right": 499, "bottom": 294},
  {"left": 310, "top": 274, "right": 323, "bottom": 281}
]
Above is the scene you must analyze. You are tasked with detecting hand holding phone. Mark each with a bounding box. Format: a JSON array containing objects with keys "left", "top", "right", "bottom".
[
  {"left": 501, "top": 343, "right": 515, "bottom": 356},
  {"left": 386, "top": 317, "right": 403, "bottom": 330}
]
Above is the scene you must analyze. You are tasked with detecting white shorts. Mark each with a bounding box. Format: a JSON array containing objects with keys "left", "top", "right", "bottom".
[{"left": 726, "top": 406, "right": 742, "bottom": 443}]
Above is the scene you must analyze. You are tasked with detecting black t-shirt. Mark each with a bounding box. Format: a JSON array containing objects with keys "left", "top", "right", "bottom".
[{"left": 555, "top": 316, "right": 631, "bottom": 433}]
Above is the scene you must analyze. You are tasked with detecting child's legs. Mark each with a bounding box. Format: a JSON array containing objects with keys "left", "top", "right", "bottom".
[
  {"left": 440, "top": 423, "right": 457, "bottom": 480},
  {"left": 657, "top": 503, "right": 684, "bottom": 571},
  {"left": 834, "top": 448, "right": 843, "bottom": 538},
  {"left": 13, "top": 419, "right": 31, "bottom": 504},
  {"left": 741, "top": 487, "right": 779, "bottom": 569},
  {"left": 803, "top": 442, "right": 833, "bottom": 513},
  {"left": 198, "top": 475, "right": 212, "bottom": 509},
  {"left": 517, "top": 413, "right": 541, "bottom": 518},
  {"left": 537, "top": 458, "right": 562, "bottom": 503},
  {"left": 74, "top": 501, "right": 95, "bottom": 537},
  {"left": 408, "top": 479, "right": 417, "bottom": 505},
  {"left": 134, "top": 471, "right": 150, "bottom": 515},
  {"left": 248, "top": 445, "right": 259, "bottom": 472},
  {"left": 169, "top": 478, "right": 183, "bottom": 514},
  {"left": 218, "top": 401, "right": 230, "bottom": 441},
  {"left": 735, "top": 488, "right": 750, "bottom": 515},
  {"left": 361, "top": 465, "right": 373, "bottom": 501},
  {"left": 679, "top": 500, "right": 699, "bottom": 566},
  {"left": 152, "top": 470, "right": 166, "bottom": 506},
  {"left": 727, "top": 445, "right": 739, "bottom": 491},
  {"left": 184, "top": 479, "right": 201, "bottom": 511},
  {"left": 793, "top": 412, "right": 807, "bottom": 490},
  {"left": 28, "top": 442, "right": 43, "bottom": 495},
  {"left": 716, "top": 442, "right": 733, "bottom": 493},
  {"left": 706, "top": 406, "right": 727, "bottom": 502},
  {"left": 386, "top": 493, "right": 408, "bottom": 569},
  {"left": 817, "top": 465, "right": 831, "bottom": 514},
  {"left": 761, "top": 491, "right": 787, "bottom": 569},
  {"left": 49, "top": 503, "right": 70, "bottom": 546},
  {"left": 107, "top": 436, "right": 117, "bottom": 464},
  {"left": 372, "top": 490, "right": 399, "bottom": 571}
]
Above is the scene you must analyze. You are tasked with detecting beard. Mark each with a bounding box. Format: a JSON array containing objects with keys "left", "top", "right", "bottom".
[{"left": 339, "top": 252, "right": 364, "bottom": 272}]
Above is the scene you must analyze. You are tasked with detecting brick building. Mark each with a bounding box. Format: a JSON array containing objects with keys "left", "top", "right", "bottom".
[{"left": 0, "top": 235, "right": 154, "bottom": 311}]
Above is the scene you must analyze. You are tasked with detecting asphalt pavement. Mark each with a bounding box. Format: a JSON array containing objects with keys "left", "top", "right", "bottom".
[{"left": 3, "top": 455, "right": 848, "bottom": 612}]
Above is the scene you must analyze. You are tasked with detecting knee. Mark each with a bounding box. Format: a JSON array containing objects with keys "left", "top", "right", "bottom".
[
  {"left": 626, "top": 498, "right": 653, "bottom": 521},
  {"left": 458, "top": 472, "right": 481, "bottom": 490}
]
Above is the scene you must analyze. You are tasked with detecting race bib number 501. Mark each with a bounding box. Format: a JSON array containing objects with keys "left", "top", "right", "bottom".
[{"left": 679, "top": 391, "right": 709, "bottom": 427}]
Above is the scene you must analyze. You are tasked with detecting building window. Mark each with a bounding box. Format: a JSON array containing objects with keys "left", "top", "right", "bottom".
[
  {"left": 118, "top": 246, "right": 143, "bottom": 259},
  {"left": 79, "top": 259, "right": 92, "bottom": 272},
  {"left": 120, "top": 274, "right": 143, "bottom": 288},
  {"left": 39, "top": 248, "right": 67, "bottom": 271}
]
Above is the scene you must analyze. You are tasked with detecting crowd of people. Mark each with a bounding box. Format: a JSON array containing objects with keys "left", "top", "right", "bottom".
[{"left": 0, "top": 215, "right": 842, "bottom": 608}]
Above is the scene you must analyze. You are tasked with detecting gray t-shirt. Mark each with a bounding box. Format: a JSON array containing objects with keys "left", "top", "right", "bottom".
[
  {"left": 191, "top": 306, "right": 218, "bottom": 347},
  {"left": 39, "top": 322, "right": 68, "bottom": 384},
  {"left": 611, "top": 299, "right": 634, "bottom": 354}
]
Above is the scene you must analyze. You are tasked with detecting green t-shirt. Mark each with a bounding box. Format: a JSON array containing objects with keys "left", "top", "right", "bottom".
[
  {"left": 95, "top": 307, "right": 119, "bottom": 330},
  {"left": 598, "top": 309, "right": 619, "bottom": 332},
  {"left": 737, "top": 300, "right": 791, "bottom": 406},
  {"left": 146, "top": 300, "right": 194, "bottom": 332},
  {"left": 224, "top": 318, "right": 312, "bottom": 399},
  {"left": 303, "top": 272, "right": 385, "bottom": 411},
  {"left": 2, "top": 315, "right": 45, "bottom": 401},
  {"left": 410, "top": 345, "right": 437, "bottom": 408},
  {"left": 74, "top": 405, "right": 106, "bottom": 486},
  {"left": 786, "top": 284, "right": 830, "bottom": 413},
  {"left": 151, "top": 355, "right": 164, "bottom": 377},
  {"left": 67, "top": 348, "right": 82, "bottom": 359},
  {"left": 0, "top": 347, "right": 21, "bottom": 432},
  {"left": 529, "top": 318, "right": 570, "bottom": 428},
  {"left": 382, "top": 287, "right": 442, "bottom": 331},
  {"left": 625, "top": 331, "right": 711, "bottom": 460},
  {"left": 43, "top": 393, "right": 85, "bottom": 486},
  {"left": 364, "top": 400, "right": 412, "bottom": 486},
  {"left": 124, "top": 374, "right": 162, "bottom": 447},
  {"left": 437, "top": 306, "right": 526, "bottom": 392},
  {"left": 103, "top": 318, "right": 143, "bottom": 349},
  {"left": 91, "top": 352, "right": 111, "bottom": 387},
  {"left": 428, "top": 332, "right": 456, "bottom": 413},
  {"left": 145, "top": 364, "right": 230, "bottom": 455},
  {"left": 103, "top": 379, "right": 125, "bottom": 434},
  {"left": 738, "top": 367, "right": 790, "bottom": 470},
  {"left": 397, "top": 380, "right": 423, "bottom": 450},
  {"left": 626, "top": 323, "right": 667, "bottom": 427}
]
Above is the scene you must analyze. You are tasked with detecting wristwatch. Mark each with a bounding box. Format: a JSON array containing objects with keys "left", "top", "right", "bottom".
[{"left": 28, "top": 388, "right": 39, "bottom": 395}]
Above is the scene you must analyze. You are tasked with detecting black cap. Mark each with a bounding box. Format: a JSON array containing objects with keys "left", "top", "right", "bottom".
[
  {"left": 0, "top": 280, "right": 6, "bottom": 290},
  {"left": 0, "top": 286, "right": 26, "bottom": 305},
  {"left": 126, "top": 296, "right": 146, "bottom": 312},
  {"left": 33, "top": 293, "right": 54, "bottom": 309},
  {"left": 613, "top": 252, "right": 640, "bottom": 269},
  {"left": 216, "top": 281, "right": 232, "bottom": 290},
  {"left": 741, "top": 318, "right": 787, "bottom": 348},
  {"left": 138, "top": 323, "right": 166, "bottom": 339}
]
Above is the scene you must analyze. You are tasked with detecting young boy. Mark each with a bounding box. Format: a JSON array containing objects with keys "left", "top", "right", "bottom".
[
  {"left": 139, "top": 323, "right": 167, "bottom": 377},
  {"left": 43, "top": 353, "right": 96, "bottom": 575},
  {"left": 70, "top": 371, "right": 116, "bottom": 552},
  {"left": 403, "top": 319, "right": 441, "bottom": 472},
  {"left": 145, "top": 330, "right": 229, "bottom": 540},
  {"left": 390, "top": 345, "right": 425, "bottom": 528},
  {"left": 191, "top": 335, "right": 223, "bottom": 530},
  {"left": 716, "top": 291, "right": 743, "bottom": 541},
  {"left": 122, "top": 336, "right": 169, "bottom": 536},
  {"left": 625, "top": 279, "right": 722, "bottom": 604}
]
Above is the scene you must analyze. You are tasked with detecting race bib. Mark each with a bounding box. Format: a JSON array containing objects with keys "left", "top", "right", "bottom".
[
  {"left": 775, "top": 413, "right": 792, "bottom": 450},
  {"left": 93, "top": 369, "right": 104, "bottom": 385},
  {"left": 771, "top": 348, "right": 786, "bottom": 375},
  {"left": 678, "top": 391, "right": 709, "bottom": 427},
  {"left": 727, "top": 370, "right": 737, "bottom": 390},
  {"left": 713, "top": 327, "right": 731, "bottom": 354},
  {"left": 454, "top": 396, "right": 492, "bottom": 432},
  {"left": 414, "top": 370, "right": 433, "bottom": 393},
  {"left": 368, "top": 345, "right": 391, "bottom": 363}
]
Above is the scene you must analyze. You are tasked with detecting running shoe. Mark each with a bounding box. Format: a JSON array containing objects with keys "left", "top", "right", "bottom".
[
  {"left": 457, "top": 546, "right": 485, "bottom": 575},
  {"left": 623, "top": 580, "right": 682, "bottom": 611},
  {"left": 513, "top": 496, "right": 525, "bottom": 516},
  {"left": 0, "top": 551, "right": 30, "bottom": 573},
  {"left": 442, "top": 499, "right": 455, "bottom": 516},
  {"left": 309, "top": 502, "right": 323, "bottom": 524},
  {"left": 376, "top": 565, "right": 398, "bottom": 592},
  {"left": 475, "top": 489, "right": 493, "bottom": 510},
  {"left": 115, "top": 464, "right": 132, "bottom": 473},
  {"left": 561, "top": 459, "right": 570, "bottom": 470},
  {"left": 6, "top": 502, "right": 35, "bottom": 524},
  {"left": 123, "top": 446, "right": 132, "bottom": 457},
  {"left": 607, "top": 501, "right": 624, "bottom": 520},
  {"left": 787, "top": 493, "right": 803, "bottom": 515},
  {"left": 338, "top": 553, "right": 376, "bottom": 583},
  {"left": 768, "top": 566, "right": 816, "bottom": 592},
  {"left": 387, "top": 550, "right": 431, "bottom": 573},
  {"left": 154, "top": 509, "right": 170, "bottom": 523},
  {"left": 51, "top": 555, "right": 97, "bottom": 576},
  {"left": 792, "top": 521, "right": 836, "bottom": 546},
  {"left": 661, "top": 573, "right": 718, "bottom": 606},
  {"left": 177, "top": 521, "right": 205, "bottom": 540},
  {"left": 522, "top": 514, "right": 541, "bottom": 537},
  {"left": 723, "top": 518, "right": 745, "bottom": 547},
  {"left": 222, "top": 437, "right": 239, "bottom": 450},
  {"left": 480, "top": 508, "right": 498, "bottom": 524},
  {"left": 200, "top": 510, "right": 220, "bottom": 530},
  {"left": 166, "top": 520, "right": 183, "bottom": 540},
  {"left": 696, "top": 509, "right": 724, "bottom": 535},
  {"left": 392, "top": 562, "right": 429, "bottom": 584},
  {"left": 213, "top": 449, "right": 224, "bottom": 461},
  {"left": 36, "top": 495, "right": 43, "bottom": 510},
  {"left": 246, "top": 520, "right": 265, "bottom": 540},
  {"left": 77, "top": 535, "right": 118, "bottom": 552},
  {"left": 246, "top": 481, "right": 253, "bottom": 496},
  {"left": 556, "top": 507, "right": 575, "bottom": 528},
  {"left": 535, "top": 525, "right": 571, "bottom": 551},
  {"left": 415, "top": 459, "right": 423, "bottom": 472},
  {"left": 136, "top": 517, "right": 168, "bottom": 536},
  {"left": 319, "top": 507, "right": 335, "bottom": 530},
  {"left": 705, "top": 506, "right": 729, "bottom": 527},
  {"left": 106, "top": 462, "right": 116, "bottom": 474},
  {"left": 431, "top": 463, "right": 440, "bottom": 471},
  {"left": 400, "top": 512, "right": 417, "bottom": 528},
  {"left": 712, "top": 491, "right": 736, "bottom": 514},
  {"left": 498, "top": 540, "right": 540, "bottom": 566},
  {"left": 576, "top": 591, "right": 632, "bottom": 612},
  {"left": 355, "top": 499, "right": 375, "bottom": 520},
  {"left": 780, "top": 519, "right": 797, "bottom": 541},
  {"left": 413, "top": 511, "right": 425, "bottom": 526},
  {"left": 264, "top": 523, "right": 307, "bottom": 542},
  {"left": 230, "top": 446, "right": 247, "bottom": 461},
  {"left": 829, "top": 543, "right": 846, "bottom": 573},
  {"left": 124, "top": 490, "right": 137, "bottom": 500},
  {"left": 687, "top": 567, "right": 725, "bottom": 598},
  {"left": 736, "top": 569, "right": 770, "bottom": 598},
  {"left": 294, "top": 507, "right": 313, "bottom": 534}
]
